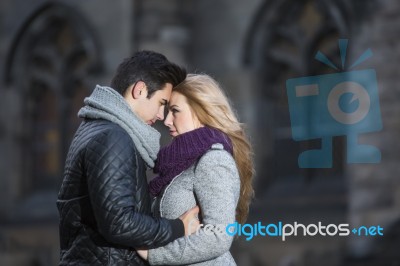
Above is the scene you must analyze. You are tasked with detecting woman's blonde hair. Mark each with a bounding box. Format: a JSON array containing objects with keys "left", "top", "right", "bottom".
[{"left": 174, "top": 74, "right": 255, "bottom": 224}]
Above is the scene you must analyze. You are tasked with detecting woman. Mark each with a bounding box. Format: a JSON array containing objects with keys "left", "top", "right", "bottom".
[{"left": 138, "top": 74, "right": 254, "bottom": 265}]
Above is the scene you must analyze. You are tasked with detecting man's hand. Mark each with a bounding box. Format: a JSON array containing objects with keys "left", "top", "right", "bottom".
[{"left": 179, "top": 206, "right": 200, "bottom": 236}]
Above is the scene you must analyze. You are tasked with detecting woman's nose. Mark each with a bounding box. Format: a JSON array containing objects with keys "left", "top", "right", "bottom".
[{"left": 164, "top": 111, "right": 173, "bottom": 126}]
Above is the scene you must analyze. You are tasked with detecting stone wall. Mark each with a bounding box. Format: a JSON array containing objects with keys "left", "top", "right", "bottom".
[
  {"left": 347, "top": 0, "right": 400, "bottom": 260},
  {"left": 0, "top": 0, "right": 134, "bottom": 264},
  {"left": 1, "top": 0, "right": 400, "bottom": 265}
]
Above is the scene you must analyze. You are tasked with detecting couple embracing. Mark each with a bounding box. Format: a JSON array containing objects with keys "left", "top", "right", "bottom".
[{"left": 57, "top": 51, "right": 254, "bottom": 265}]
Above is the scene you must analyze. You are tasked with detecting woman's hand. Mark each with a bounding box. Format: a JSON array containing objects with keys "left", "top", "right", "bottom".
[
  {"left": 137, "top": 249, "right": 149, "bottom": 260},
  {"left": 179, "top": 205, "right": 200, "bottom": 236}
]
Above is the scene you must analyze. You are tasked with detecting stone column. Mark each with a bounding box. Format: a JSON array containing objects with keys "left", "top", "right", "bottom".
[{"left": 347, "top": 0, "right": 400, "bottom": 257}]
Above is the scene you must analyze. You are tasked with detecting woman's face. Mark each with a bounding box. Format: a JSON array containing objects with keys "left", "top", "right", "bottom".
[{"left": 164, "top": 92, "right": 202, "bottom": 137}]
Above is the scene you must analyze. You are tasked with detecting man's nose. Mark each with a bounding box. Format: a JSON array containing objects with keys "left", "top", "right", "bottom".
[{"left": 156, "top": 106, "right": 165, "bottom": 120}]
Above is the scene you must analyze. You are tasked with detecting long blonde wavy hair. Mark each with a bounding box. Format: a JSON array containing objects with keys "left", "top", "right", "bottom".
[{"left": 174, "top": 74, "right": 255, "bottom": 224}]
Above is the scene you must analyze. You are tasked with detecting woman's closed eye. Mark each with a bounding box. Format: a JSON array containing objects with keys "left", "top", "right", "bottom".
[{"left": 171, "top": 108, "right": 179, "bottom": 114}]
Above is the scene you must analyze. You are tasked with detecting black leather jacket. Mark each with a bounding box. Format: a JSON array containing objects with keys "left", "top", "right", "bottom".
[{"left": 57, "top": 119, "right": 183, "bottom": 265}]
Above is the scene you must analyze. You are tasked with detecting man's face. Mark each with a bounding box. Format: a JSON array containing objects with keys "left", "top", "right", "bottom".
[{"left": 133, "top": 83, "right": 173, "bottom": 126}]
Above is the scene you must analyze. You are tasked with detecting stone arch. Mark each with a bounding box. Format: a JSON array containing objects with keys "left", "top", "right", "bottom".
[
  {"left": 241, "top": 0, "right": 365, "bottom": 190},
  {"left": 4, "top": 2, "right": 103, "bottom": 199}
]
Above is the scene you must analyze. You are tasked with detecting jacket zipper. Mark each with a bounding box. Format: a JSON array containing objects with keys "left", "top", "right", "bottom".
[{"left": 159, "top": 171, "right": 184, "bottom": 217}]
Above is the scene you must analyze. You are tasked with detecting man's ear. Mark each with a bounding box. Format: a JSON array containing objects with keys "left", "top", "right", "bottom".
[{"left": 131, "top": 81, "right": 146, "bottom": 99}]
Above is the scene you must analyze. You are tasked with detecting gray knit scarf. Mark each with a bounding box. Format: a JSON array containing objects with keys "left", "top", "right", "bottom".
[{"left": 78, "top": 85, "right": 160, "bottom": 168}]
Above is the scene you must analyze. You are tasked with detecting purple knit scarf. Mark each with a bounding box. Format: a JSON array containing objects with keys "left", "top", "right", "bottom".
[{"left": 148, "top": 126, "right": 233, "bottom": 197}]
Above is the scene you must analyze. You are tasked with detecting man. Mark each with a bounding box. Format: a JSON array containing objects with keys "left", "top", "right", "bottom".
[{"left": 57, "top": 51, "right": 199, "bottom": 265}]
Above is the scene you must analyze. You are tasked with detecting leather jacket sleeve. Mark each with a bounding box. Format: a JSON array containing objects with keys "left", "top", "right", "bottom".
[{"left": 84, "top": 127, "right": 184, "bottom": 248}]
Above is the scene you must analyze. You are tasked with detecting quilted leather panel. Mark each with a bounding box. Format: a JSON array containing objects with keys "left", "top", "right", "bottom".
[{"left": 57, "top": 119, "right": 176, "bottom": 265}]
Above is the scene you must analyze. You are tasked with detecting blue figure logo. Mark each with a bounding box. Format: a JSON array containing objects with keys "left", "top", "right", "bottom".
[{"left": 286, "top": 39, "right": 382, "bottom": 168}]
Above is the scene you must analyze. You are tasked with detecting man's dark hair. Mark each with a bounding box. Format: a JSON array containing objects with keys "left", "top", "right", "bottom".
[{"left": 110, "top": 50, "right": 187, "bottom": 97}]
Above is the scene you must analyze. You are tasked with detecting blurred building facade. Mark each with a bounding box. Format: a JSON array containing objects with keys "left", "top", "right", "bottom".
[{"left": 0, "top": 0, "right": 399, "bottom": 265}]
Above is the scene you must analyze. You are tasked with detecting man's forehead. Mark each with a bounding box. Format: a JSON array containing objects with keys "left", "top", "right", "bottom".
[{"left": 152, "top": 88, "right": 171, "bottom": 104}]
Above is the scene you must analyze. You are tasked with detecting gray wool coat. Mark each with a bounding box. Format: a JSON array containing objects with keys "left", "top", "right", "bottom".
[{"left": 148, "top": 143, "right": 240, "bottom": 265}]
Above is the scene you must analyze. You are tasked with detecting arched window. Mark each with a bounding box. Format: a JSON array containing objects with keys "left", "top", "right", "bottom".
[
  {"left": 5, "top": 3, "right": 103, "bottom": 201},
  {"left": 243, "top": 0, "right": 375, "bottom": 194}
]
